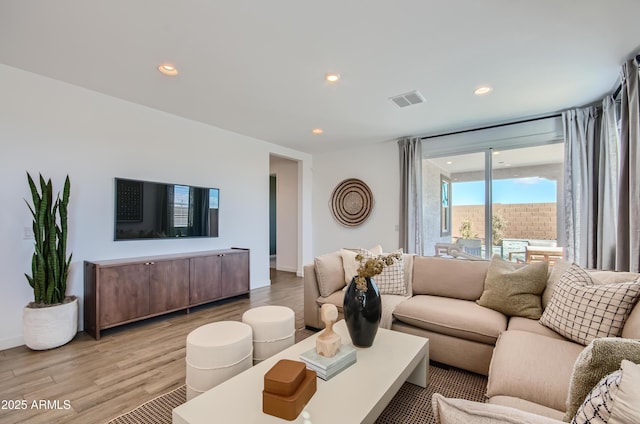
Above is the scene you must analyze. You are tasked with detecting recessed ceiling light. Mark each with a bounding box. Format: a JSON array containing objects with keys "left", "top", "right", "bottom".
[
  {"left": 158, "top": 63, "right": 179, "bottom": 76},
  {"left": 446, "top": 161, "right": 453, "bottom": 165},
  {"left": 474, "top": 86, "right": 493, "bottom": 95},
  {"left": 493, "top": 151, "right": 500, "bottom": 155},
  {"left": 312, "top": 128, "right": 324, "bottom": 135},
  {"left": 325, "top": 73, "right": 340, "bottom": 83}
]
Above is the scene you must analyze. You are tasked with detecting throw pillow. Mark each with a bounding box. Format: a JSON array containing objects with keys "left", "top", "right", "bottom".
[
  {"left": 571, "top": 368, "right": 622, "bottom": 424},
  {"left": 610, "top": 360, "right": 640, "bottom": 422},
  {"left": 571, "top": 360, "right": 640, "bottom": 424},
  {"left": 431, "top": 393, "right": 563, "bottom": 424},
  {"left": 341, "top": 245, "right": 383, "bottom": 284},
  {"left": 341, "top": 249, "right": 358, "bottom": 284},
  {"left": 356, "top": 248, "right": 406, "bottom": 296},
  {"left": 542, "top": 259, "right": 572, "bottom": 309},
  {"left": 539, "top": 263, "right": 640, "bottom": 345},
  {"left": 314, "top": 251, "right": 346, "bottom": 298},
  {"left": 476, "top": 255, "right": 548, "bottom": 319},
  {"left": 564, "top": 338, "right": 640, "bottom": 421}
]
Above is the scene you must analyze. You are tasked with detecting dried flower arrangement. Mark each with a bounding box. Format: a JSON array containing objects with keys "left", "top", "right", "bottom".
[{"left": 353, "top": 251, "right": 402, "bottom": 291}]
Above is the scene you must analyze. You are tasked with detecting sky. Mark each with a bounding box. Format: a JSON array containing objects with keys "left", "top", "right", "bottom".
[{"left": 452, "top": 177, "right": 557, "bottom": 205}]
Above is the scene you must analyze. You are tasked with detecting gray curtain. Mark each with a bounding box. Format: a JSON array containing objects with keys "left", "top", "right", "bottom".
[
  {"left": 564, "top": 55, "right": 640, "bottom": 272},
  {"left": 616, "top": 57, "right": 640, "bottom": 272},
  {"left": 598, "top": 96, "right": 620, "bottom": 270},
  {"left": 398, "top": 137, "right": 424, "bottom": 255},
  {"left": 563, "top": 98, "right": 618, "bottom": 270},
  {"left": 563, "top": 106, "right": 598, "bottom": 267}
]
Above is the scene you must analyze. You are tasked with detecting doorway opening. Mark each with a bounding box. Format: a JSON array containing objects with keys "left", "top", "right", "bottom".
[{"left": 269, "top": 155, "right": 299, "bottom": 274}]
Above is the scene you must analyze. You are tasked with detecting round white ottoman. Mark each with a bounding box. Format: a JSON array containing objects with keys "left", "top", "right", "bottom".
[
  {"left": 242, "top": 305, "right": 295, "bottom": 364},
  {"left": 185, "top": 321, "right": 253, "bottom": 400}
]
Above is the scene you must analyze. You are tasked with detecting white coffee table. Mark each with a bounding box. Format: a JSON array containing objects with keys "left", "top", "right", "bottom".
[{"left": 173, "top": 320, "right": 429, "bottom": 424}]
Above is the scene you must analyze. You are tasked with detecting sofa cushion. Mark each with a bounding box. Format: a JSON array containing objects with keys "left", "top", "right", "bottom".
[
  {"left": 432, "top": 394, "right": 563, "bottom": 424},
  {"left": 314, "top": 251, "right": 345, "bottom": 297},
  {"left": 412, "top": 256, "right": 490, "bottom": 300},
  {"left": 564, "top": 337, "right": 640, "bottom": 421},
  {"left": 487, "top": 330, "right": 584, "bottom": 412},
  {"left": 507, "top": 317, "right": 567, "bottom": 341},
  {"left": 402, "top": 254, "right": 415, "bottom": 297},
  {"left": 316, "top": 290, "right": 344, "bottom": 312},
  {"left": 539, "top": 264, "right": 640, "bottom": 345},
  {"left": 393, "top": 295, "right": 507, "bottom": 345},
  {"left": 477, "top": 256, "right": 548, "bottom": 319}
]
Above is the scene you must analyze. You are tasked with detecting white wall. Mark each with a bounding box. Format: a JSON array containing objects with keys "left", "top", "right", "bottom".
[
  {"left": 269, "top": 156, "right": 298, "bottom": 273},
  {"left": 0, "top": 64, "right": 312, "bottom": 349},
  {"left": 312, "top": 140, "right": 400, "bottom": 255}
]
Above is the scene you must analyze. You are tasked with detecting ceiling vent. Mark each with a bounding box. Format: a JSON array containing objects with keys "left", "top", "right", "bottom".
[{"left": 389, "top": 90, "right": 426, "bottom": 108}]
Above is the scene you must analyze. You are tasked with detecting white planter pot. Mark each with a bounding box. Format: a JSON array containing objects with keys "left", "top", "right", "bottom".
[{"left": 23, "top": 297, "right": 78, "bottom": 350}]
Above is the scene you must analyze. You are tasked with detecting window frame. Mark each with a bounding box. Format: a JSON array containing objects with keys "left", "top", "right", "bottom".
[{"left": 440, "top": 174, "right": 451, "bottom": 237}]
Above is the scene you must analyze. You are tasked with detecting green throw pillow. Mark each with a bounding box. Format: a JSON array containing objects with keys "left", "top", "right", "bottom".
[
  {"left": 476, "top": 255, "right": 548, "bottom": 319},
  {"left": 564, "top": 338, "right": 640, "bottom": 422}
]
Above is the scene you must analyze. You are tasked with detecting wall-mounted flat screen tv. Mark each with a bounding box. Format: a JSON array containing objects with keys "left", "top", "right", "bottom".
[{"left": 114, "top": 178, "right": 219, "bottom": 240}]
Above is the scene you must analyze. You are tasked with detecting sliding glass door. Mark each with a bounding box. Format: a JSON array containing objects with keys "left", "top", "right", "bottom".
[
  {"left": 425, "top": 152, "right": 487, "bottom": 257},
  {"left": 424, "top": 143, "right": 564, "bottom": 261},
  {"left": 491, "top": 144, "right": 564, "bottom": 262}
]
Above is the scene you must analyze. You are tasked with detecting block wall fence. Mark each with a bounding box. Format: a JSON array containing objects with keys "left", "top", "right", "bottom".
[{"left": 451, "top": 202, "right": 557, "bottom": 241}]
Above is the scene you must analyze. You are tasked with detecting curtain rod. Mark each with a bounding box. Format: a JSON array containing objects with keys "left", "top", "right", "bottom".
[
  {"left": 420, "top": 114, "right": 562, "bottom": 140},
  {"left": 612, "top": 54, "right": 640, "bottom": 99}
]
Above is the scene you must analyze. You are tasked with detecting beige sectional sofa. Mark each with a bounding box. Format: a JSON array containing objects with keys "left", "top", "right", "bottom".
[{"left": 303, "top": 252, "right": 640, "bottom": 421}]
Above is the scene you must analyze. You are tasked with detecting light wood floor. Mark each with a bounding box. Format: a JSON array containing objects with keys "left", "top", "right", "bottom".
[{"left": 0, "top": 269, "right": 306, "bottom": 424}]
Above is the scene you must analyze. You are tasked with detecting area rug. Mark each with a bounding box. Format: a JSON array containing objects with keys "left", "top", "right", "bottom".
[
  {"left": 106, "top": 363, "right": 487, "bottom": 424},
  {"left": 375, "top": 363, "right": 488, "bottom": 423}
]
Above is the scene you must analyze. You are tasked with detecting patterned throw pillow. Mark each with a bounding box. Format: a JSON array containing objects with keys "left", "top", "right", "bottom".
[
  {"left": 564, "top": 338, "right": 640, "bottom": 421},
  {"left": 571, "top": 368, "right": 622, "bottom": 424},
  {"left": 539, "top": 263, "right": 640, "bottom": 345},
  {"left": 356, "top": 249, "right": 406, "bottom": 296},
  {"left": 341, "top": 245, "right": 383, "bottom": 284}
]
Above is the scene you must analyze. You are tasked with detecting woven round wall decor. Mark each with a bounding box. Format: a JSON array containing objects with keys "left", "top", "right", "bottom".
[{"left": 329, "top": 178, "right": 374, "bottom": 227}]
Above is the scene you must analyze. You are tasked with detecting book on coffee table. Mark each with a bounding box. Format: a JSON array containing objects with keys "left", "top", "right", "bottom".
[{"left": 299, "top": 345, "right": 357, "bottom": 380}]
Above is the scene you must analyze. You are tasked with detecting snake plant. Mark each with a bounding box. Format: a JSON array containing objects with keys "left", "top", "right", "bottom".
[{"left": 24, "top": 173, "right": 72, "bottom": 305}]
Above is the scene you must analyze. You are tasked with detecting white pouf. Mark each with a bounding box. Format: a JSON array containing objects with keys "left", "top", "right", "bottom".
[
  {"left": 185, "top": 321, "right": 253, "bottom": 400},
  {"left": 242, "top": 306, "right": 295, "bottom": 364}
]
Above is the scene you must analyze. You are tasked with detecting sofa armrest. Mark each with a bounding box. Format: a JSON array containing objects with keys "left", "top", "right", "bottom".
[{"left": 304, "top": 263, "right": 323, "bottom": 329}]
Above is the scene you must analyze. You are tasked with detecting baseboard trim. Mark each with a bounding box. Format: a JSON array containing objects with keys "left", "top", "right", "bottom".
[
  {"left": 0, "top": 335, "right": 24, "bottom": 351},
  {"left": 276, "top": 266, "right": 297, "bottom": 273}
]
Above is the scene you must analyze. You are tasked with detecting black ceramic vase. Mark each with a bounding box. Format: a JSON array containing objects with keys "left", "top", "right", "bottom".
[{"left": 343, "top": 277, "right": 382, "bottom": 347}]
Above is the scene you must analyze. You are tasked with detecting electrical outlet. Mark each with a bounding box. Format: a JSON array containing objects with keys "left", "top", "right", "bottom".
[{"left": 24, "top": 226, "right": 34, "bottom": 240}]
